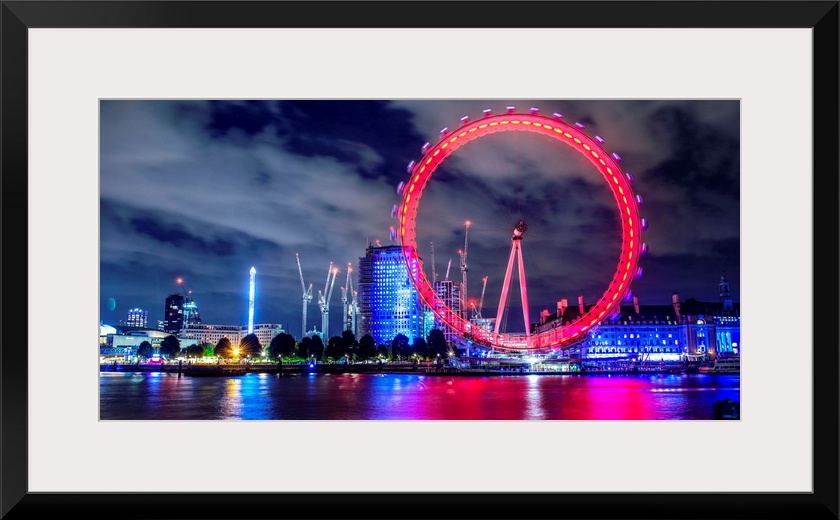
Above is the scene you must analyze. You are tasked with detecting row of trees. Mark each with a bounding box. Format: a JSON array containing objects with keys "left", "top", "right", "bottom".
[
  {"left": 135, "top": 333, "right": 265, "bottom": 361},
  {"left": 134, "top": 329, "right": 454, "bottom": 363}
]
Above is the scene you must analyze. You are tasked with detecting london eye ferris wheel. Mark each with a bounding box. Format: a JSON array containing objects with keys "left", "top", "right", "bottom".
[{"left": 393, "top": 106, "right": 647, "bottom": 353}]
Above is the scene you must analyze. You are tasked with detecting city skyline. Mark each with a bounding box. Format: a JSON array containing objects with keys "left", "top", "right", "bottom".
[{"left": 100, "top": 100, "right": 739, "bottom": 335}]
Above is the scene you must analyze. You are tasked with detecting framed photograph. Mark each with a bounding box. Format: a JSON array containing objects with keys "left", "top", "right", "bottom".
[{"left": 2, "top": 1, "right": 837, "bottom": 518}]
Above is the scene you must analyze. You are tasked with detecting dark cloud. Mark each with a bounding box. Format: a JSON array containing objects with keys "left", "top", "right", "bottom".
[
  {"left": 206, "top": 100, "right": 278, "bottom": 137},
  {"left": 129, "top": 216, "right": 236, "bottom": 256}
]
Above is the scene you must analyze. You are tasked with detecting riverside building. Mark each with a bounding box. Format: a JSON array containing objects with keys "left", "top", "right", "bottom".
[{"left": 535, "top": 277, "right": 740, "bottom": 361}]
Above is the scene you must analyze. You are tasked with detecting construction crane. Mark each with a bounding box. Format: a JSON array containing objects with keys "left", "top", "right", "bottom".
[
  {"left": 460, "top": 220, "right": 471, "bottom": 315},
  {"left": 176, "top": 277, "right": 188, "bottom": 298},
  {"left": 176, "top": 277, "right": 201, "bottom": 328},
  {"left": 295, "top": 253, "right": 314, "bottom": 339},
  {"left": 473, "top": 276, "right": 488, "bottom": 319},
  {"left": 176, "top": 277, "right": 189, "bottom": 330},
  {"left": 430, "top": 242, "right": 437, "bottom": 284},
  {"left": 444, "top": 258, "right": 452, "bottom": 281},
  {"left": 350, "top": 289, "right": 359, "bottom": 337},
  {"left": 318, "top": 263, "right": 339, "bottom": 340},
  {"left": 341, "top": 263, "right": 353, "bottom": 333}
]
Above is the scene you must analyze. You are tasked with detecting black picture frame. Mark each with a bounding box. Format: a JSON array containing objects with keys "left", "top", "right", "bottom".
[{"left": 2, "top": 1, "right": 837, "bottom": 519}]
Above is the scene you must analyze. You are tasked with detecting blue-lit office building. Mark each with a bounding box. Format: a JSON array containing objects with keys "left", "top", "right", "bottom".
[
  {"left": 126, "top": 308, "right": 148, "bottom": 328},
  {"left": 357, "top": 244, "right": 424, "bottom": 345}
]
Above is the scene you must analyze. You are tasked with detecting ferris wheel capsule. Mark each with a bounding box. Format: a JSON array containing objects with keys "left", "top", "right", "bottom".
[
  {"left": 612, "top": 152, "right": 622, "bottom": 162},
  {"left": 391, "top": 204, "right": 398, "bottom": 218},
  {"left": 406, "top": 160, "right": 415, "bottom": 173},
  {"left": 595, "top": 135, "right": 605, "bottom": 143},
  {"left": 396, "top": 181, "right": 405, "bottom": 194},
  {"left": 636, "top": 194, "right": 644, "bottom": 205},
  {"left": 482, "top": 108, "right": 493, "bottom": 116},
  {"left": 460, "top": 115, "right": 470, "bottom": 124},
  {"left": 439, "top": 127, "right": 448, "bottom": 135},
  {"left": 421, "top": 142, "right": 430, "bottom": 153},
  {"left": 389, "top": 227, "right": 397, "bottom": 241}
]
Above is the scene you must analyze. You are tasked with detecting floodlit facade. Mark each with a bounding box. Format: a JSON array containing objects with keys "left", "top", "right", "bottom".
[
  {"left": 180, "top": 324, "right": 244, "bottom": 347},
  {"left": 357, "top": 244, "right": 423, "bottom": 345},
  {"left": 251, "top": 323, "right": 284, "bottom": 348},
  {"left": 535, "top": 291, "right": 740, "bottom": 360},
  {"left": 179, "top": 323, "right": 285, "bottom": 349},
  {"left": 99, "top": 327, "right": 198, "bottom": 358}
]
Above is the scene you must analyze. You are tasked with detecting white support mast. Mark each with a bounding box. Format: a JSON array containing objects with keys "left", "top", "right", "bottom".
[{"left": 494, "top": 221, "right": 531, "bottom": 339}]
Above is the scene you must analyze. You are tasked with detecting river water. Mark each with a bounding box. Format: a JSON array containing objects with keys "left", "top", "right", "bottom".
[{"left": 99, "top": 371, "right": 740, "bottom": 420}]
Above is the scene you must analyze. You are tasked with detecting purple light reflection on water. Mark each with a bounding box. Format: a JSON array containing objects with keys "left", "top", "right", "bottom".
[{"left": 99, "top": 372, "right": 740, "bottom": 420}]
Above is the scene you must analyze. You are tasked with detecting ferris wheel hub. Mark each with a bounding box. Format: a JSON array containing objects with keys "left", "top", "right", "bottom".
[{"left": 512, "top": 220, "right": 527, "bottom": 238}]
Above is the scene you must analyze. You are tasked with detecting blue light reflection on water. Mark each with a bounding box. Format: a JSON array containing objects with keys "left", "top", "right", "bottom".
[{"left": 99, "top": 372, "right": 740, "bottom": 420}]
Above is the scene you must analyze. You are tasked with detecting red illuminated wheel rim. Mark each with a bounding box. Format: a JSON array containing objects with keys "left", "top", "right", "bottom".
[{"left": 398, "top": 110, "right": 644, "bottom": 352}]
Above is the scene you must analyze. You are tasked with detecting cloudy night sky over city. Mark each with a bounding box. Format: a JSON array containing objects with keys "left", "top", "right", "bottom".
[{"left": 100, "top": 100, "right": 740, "bottom": 336}]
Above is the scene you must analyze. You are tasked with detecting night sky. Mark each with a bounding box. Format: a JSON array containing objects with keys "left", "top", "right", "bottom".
[{"left": 100, "top": 100, "right": 739, "bottom": 337}]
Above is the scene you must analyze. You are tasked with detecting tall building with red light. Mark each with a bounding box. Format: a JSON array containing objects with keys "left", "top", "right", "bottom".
[{"left": 163, "top": 293, "right": 185, "bottom": 334}]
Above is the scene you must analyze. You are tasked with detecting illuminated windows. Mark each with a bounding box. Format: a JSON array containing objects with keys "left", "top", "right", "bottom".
[{"left": 358, "top": 245, "right": 423, "bottom": 345}]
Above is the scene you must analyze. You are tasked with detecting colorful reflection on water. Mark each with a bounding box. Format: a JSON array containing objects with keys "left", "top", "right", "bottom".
[{"left": 100, "top": 372, "right": 740, "bottom": 420}]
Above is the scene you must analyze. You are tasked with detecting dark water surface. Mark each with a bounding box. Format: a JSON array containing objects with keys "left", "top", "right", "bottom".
[{"left": 100, "top": 372, "right": 740, "bottom": 420}]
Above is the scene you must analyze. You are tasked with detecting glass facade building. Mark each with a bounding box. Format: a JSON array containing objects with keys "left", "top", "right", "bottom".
[
  {"left": 126, "top": 308, "right": 148, "bottom": 328},
  {"left": 433, "top": 280, "right": 464, "bottom": 346},
  {"left": 183, "top": 297, "right": 202, "bottom": 327},
  {"left": 357, "top": 245, "right": 423, "bottom": 345}
]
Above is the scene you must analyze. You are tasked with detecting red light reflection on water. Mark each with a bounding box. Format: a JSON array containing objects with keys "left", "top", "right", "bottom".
[{"left": 99, "top": 372, "right": 740, "bottom": 420}]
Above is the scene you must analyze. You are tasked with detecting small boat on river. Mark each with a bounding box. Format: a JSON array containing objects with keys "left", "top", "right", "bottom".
[{"left": 698, "top": 356, "right": 740, "bottom": 374}]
